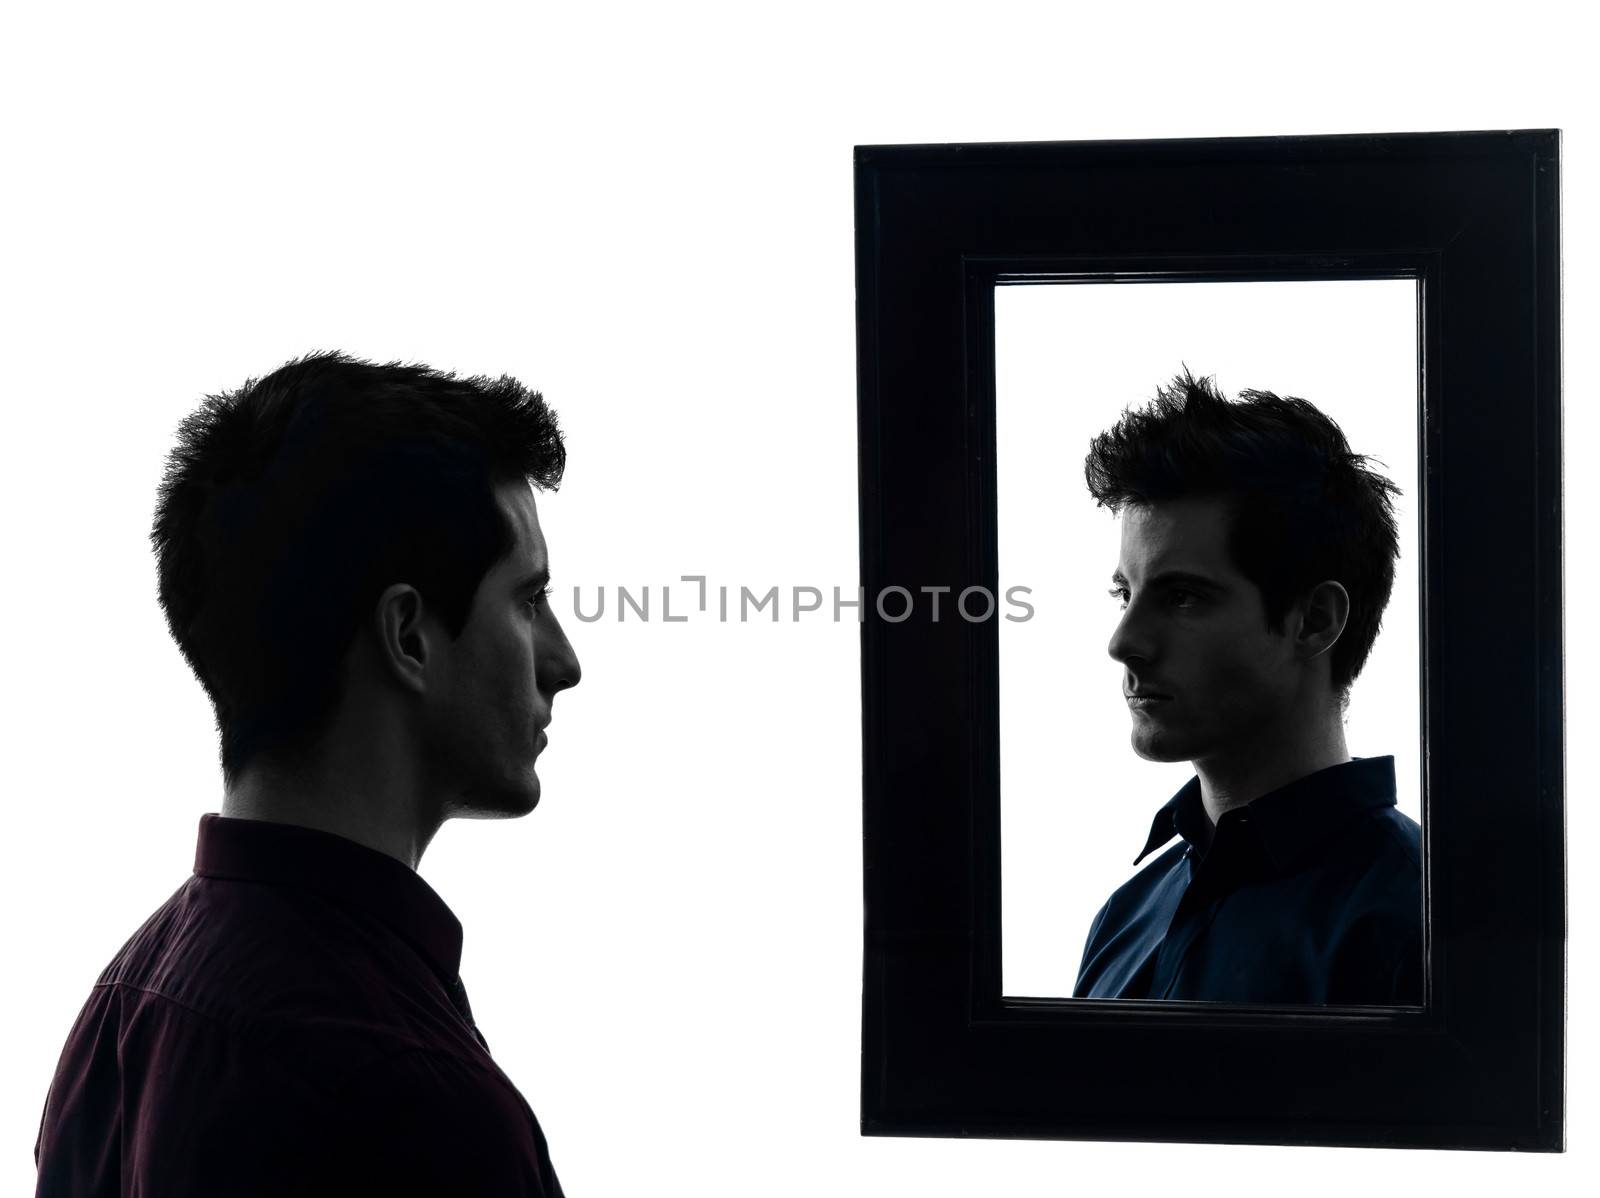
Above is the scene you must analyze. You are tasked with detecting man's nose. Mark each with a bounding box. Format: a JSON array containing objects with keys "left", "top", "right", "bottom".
[
  {"left": 544, "top": 615, "right": 582, "bottom": 693},
  {"left": 1107, "top": 603, "right": 1148, "bottom": 665}
]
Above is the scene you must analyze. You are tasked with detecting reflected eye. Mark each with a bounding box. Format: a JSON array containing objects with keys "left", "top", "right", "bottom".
[{"left": 1108, "top": 585, "right": 1200, "bottom": 611}]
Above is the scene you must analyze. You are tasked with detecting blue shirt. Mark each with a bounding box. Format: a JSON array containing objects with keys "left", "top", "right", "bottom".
[{"left": 1073, "top": 756, "right": 1422, "bottom": 1006}]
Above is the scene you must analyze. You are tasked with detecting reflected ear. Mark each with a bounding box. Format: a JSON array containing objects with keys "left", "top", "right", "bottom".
[
  {"left": 374, "top": 583, "right": 431, "bottom": 693},
  {"left": 1297, "top": 580, "right": 1350, "bottom": 660}
]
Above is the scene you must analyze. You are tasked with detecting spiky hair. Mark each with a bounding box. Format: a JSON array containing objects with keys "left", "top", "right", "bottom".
[
  {"left": 151, "top": 351, "right": 565, "bottom": 782},
  {"left": 1085, "top": 369, "right": 1401, "bottom": 695}
]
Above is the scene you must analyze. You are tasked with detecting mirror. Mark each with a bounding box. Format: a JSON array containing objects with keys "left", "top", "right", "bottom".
[{"left": 996, "top": 277, "right": 1422, "bottom": 1004}]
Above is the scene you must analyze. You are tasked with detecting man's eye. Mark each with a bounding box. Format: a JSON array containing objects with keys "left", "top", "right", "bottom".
[
  {"left": 528, "top": 586, "right": 553, "bottom": 608},
  {"left": 1108, "top": 586, "right": 1198, "bottom": 610}
]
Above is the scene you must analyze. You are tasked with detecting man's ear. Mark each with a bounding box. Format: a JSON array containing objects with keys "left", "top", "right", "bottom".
[
  {"left": 373, "top": 583, "right": 431, "bottom": 693},
  {"left": 1296, "top": 579, "right": 1350, "bottom": 661}
]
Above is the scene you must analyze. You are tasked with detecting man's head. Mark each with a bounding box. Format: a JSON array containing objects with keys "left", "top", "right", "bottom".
[
  {"left": 152, "top": 352, "right": 581, "bottom": 809},
  {"left": 1085, "top": 370, "right": 1400, "bottom": 765}
]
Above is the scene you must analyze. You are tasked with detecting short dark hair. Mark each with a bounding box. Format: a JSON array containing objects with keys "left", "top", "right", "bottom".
[
  {"left": 152, "top": 351, "right": 566, "bottom": 784},
  {"left": 1084, "top": 369, "right": 1401, "bottom": 698}
]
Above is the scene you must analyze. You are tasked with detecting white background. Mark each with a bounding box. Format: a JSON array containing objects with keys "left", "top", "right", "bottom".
[
  {"left": 998, "top": 279, "right": 1421, "bottom": 996},
  {"left": 0, "top": 3, "right": 1587, "bottom": 1194}
]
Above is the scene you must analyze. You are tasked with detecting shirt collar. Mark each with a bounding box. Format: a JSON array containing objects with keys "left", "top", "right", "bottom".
[
  {"left": 194, "top": 813, "right": 465, "bottom": 983},
  {"left": 1133, "top": 756, "right": 1399, "bottom": 870}
]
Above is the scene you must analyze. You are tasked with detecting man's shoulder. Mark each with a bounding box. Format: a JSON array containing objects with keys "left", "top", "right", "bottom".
[
  {"left": 1104, "top": 840, "right": 1189, "bottom": 909},
  {"left": 91, "top": 873, "right": 446, "bottom": 1068},
  {"left": 40, "top": 1006, "right": 548, "bottom": 1196},
  {"left": 103, "top": 873, "right": 351, "bottom": 983},
  {"left": 1348, "top": 805, "right": 1422, "bottom": 908},
  {"left": 1073, "top": 841, "right": 1189, "bottom": 997},
  {"left": 1321, "top": 803, "right": 1422, "bottom": 901},
  {"left": 1365, "top": 804, "right": 1422, "bottom": 868},
  {"left": 1084, "top": 840, "right": 1189, "bottom": 940},
  {"left": 1321, "top": 807, "right": 1423, "bottom": 1003}
]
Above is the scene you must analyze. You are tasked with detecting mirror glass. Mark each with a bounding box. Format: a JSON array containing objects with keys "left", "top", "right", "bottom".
[{"left": 997, "top": 278, "right": 1422, "bottom": 1003}]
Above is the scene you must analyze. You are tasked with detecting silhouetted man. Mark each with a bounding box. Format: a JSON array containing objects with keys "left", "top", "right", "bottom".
[
  {"left": 35, "top": 354, "right": 581, "bottom": 1195},
  {"left": 1073, "top": 371, "right": 1421, "bottom": 1006}
]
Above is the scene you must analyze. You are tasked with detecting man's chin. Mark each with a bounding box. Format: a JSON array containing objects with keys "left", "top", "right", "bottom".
[
  {"left": 452, "top": 778, "right": 541, "bottom": 819},
  {"left": 500, "top": 781, "right": 541, "bottom": 817},
  {"left": 1129, "top": 729, "right": 1192, "bottom": 764}
]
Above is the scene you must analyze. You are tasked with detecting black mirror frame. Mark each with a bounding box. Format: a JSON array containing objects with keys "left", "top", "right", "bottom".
[{"left": 855, "top": 130, "right": 1563, "bottom": 1152}]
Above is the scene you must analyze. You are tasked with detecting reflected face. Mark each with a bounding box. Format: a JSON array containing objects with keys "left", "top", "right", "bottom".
[
  {"left": 430, "top": 480, "right": 581, "bottom": 817},
  {"left": 1107, "top": 496, "right": 1299, "bottom": 768}
]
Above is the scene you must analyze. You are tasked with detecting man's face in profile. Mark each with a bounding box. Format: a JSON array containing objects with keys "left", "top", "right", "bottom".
[
  {"left": 1107, "top": 495, "right": 1301, "bottom": 768},
  {"left": 428, "top": 480, "right": 581, "bottom": 817}
]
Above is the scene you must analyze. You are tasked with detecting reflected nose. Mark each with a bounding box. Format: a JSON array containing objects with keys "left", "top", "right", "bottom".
[{"left": 1107, "top": 603, "right": 1148, "bottom": 666}]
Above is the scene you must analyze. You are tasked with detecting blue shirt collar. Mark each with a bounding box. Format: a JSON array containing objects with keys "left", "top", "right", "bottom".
[{"left": 1134, "top": 756, "right": 1399, "bottom": 870}]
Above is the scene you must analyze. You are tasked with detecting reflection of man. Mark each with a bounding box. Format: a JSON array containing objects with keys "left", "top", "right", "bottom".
[
  {"left": 35, "top": 354, "right": 581, "bottom": 1194},
  {"left": 1073, "top": 371, "right": 1421, "bottom": 1006}
]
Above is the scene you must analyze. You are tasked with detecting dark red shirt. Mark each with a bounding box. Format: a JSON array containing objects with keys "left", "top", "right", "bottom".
[{"left": 35, "top": 815, "right": 563, "bottom": 1196}]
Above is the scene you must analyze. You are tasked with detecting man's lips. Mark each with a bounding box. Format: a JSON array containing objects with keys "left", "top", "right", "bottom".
[{"left": 1125, "top": 692, "right": 1172, "bottom": 705}]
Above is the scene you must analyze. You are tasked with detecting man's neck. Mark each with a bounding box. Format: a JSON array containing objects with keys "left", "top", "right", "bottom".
[
  {"left": 222, "top": 755, "right": 440, "bottom": 871},
  {"left": 1194, "top": 716, "right": 1350, "bottom": 830}
]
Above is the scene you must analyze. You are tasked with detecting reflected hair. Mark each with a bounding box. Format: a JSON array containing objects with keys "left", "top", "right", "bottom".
[
  {"left": 152, "top": 351, "right": 565, "bottom": 785},
  {"left": 1084, "top": 369, "right": 1401, "bottom": 698}
]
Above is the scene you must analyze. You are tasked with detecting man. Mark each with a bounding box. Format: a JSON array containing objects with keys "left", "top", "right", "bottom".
[
  {"left": 35, "top": 353, "right": 581, "bottom": 1195},
  {"left": 1073, "top": 371, "right": 1421, "bottom": 1006}
]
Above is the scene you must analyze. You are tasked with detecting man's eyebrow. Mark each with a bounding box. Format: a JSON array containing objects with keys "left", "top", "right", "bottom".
[
  {"left": 515, "top": 566, "right": 551, "bottom": 591},
  {"left": 1110, "top": 569, "right": 1225, "bottom": 591}
]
